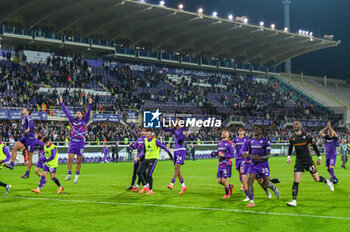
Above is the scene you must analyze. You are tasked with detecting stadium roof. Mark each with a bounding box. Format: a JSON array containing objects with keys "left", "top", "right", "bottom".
[{"left": 0, "top": 0, "right": 340, "bottom": 65}]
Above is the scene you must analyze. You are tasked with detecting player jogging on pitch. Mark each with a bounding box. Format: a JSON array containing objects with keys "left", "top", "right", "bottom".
[
  {"left": 126, "top": 128, "right": 147, "bottom": 192},
  {"left": 31, "top": 137, "right": 64, "bottom": 194},
  {"left": 286, "top": 121, "right": 334, "bottom": 207},
  {"left": 242, "top": 126, "right": 280, "bottom": 207},
  {"left": 162, "top": 117, "right": 193, "bottom": 195},
  {"left": 212, "top": 129, "right": 235, "bottom": 199},
  {"left": 137, "top": 129, "right": 173, "bottom": 195},
  {"left": 232, "top": 127, "right": 249, "bottom": 191},
  {"left": 60, "top": 97, "right": 92, "bottom": 184}
]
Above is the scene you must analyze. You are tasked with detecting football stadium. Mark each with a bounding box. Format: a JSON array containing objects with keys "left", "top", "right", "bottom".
[{"left": 0, "top": 0, "right": 349, "bottom": 231}]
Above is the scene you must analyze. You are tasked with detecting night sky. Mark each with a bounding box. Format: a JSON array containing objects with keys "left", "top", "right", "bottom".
[{"left": 147, "top": 0, "right": 349, "bottom": 79}]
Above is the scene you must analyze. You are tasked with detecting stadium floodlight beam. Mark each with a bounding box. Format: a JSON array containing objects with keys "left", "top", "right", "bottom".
[
  {"left": 298, "top": 29, "right": 302, "bottom": 34},
  {"left": 302, "top": 30, "right": 306, "bottom": 35},
  {"left": 228, "top": 14, "right": 233, "bottom": 20},
  {"left": 159, "top": 1, "right": 165, "bottom": 6},
  {"left": 178, "top": 3, "right": 183, "bottom": 10},
  {"left": 306, "top": 31, "right": 309, "bottom": 35},
  {"left": 212, "top": 11, "right": 218, "bottom": 17},
  {"left": 284, "top": 27, "right": 288, "bottom": 32},
  {"left": 310, "top": 32, "right": 313, "bottom": 36},
  {"left": 259, "top": 21, "right": 264, "bottom": 26},
  {"left": 243, "top": 17, "right": 248, "bottom": 24},
  {"left": 198, "top": 8, "right": 203, "bottom": 14},
  {"left": 271, "top": 24, "right": 276, "bottom": 29}
]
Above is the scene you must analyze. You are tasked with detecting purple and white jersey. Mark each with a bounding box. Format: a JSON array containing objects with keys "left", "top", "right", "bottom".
[
  {"left": 241, "top": 137, "right": 271, "bottom": 164},
  {"left": 324, "top": 135, "right": 339, "bottom": 157},
  {"left": 162, "top": 126, "right": 187, "bottom": 149},
  {"left": 38, "top": 147, "right": 45, "bottom": 160},
  {"left": 61, "top": 102, "right": 91, "bottom": 143},
  {"left": 217, "top": 140, "right": 235, "bottom": 167},
  {"left": 102, "top": 147, "right": 110, "bottom": 156},
  {"left": 22, "top": 115, "right": 35, "bottom": 139},
  {"left": 232, "top": 136, "right": 249, "bottom": 159},
  {"left": 131, "top": 136, "right": 146, "bottom": 154}
]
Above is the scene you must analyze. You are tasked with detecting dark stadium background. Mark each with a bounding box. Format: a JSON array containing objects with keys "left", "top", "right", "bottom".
[{"left": 147, "top": 0, "right": 350, "bottom": 79}]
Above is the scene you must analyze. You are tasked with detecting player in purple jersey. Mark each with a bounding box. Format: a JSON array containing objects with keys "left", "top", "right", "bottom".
[
  {"left": 101, "top": 144, "right": 110, "bottom": 163},
  {"left": 0, "top": 143, "right": 12, "bottom": 195},
  {"left": 287, "top": 121, "right": 333, "bottom": 207},
  {"left": 34, "top": 137, "right": 45, "bottom": 178},
  {"left": 126, "top": 128, "right": 147, "bottom": 192},
  {"left": 60, "top": 97, "right": 92, "bottom": 184},
  {"left": 4, "top": 108, "right": 39, "bottom": 178},
  {"left": 232, "top": 127, "right": 249, "bottom": 191},
  {"left": 243, "top": 126, "right": 280, "bottom": 207},
  {"left": 137, "top": 129, "right": 173, "bottom": 194},
  {"left": 162, "top": 117, "right": 192, "bottom": 195},
  {"left": 320, "top": 122, "right": 339, "bottom": 186},
  {"left": 212, "top": 129, "right": 235, "bottom": 199}
]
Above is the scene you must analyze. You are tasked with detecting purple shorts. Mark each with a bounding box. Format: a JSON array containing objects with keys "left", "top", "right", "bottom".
[
  {"left": 18, "top": 137, "right": 37, "bottom": 153},
  {"left": 248, "top": 161, "right": 270, "bottom": 177},
  {"left": 235, "top": 158, "right": 244, "bottom": 171},
  {"left": 241, "top": 160, "right": 251, "bottom": 175},
  {"left": 36, "top": 160, "right": 44, "bottom": 169},
  {"left": 174, "top": 149, "right": 186, "bottom": 165},
  {"left": 326, "top": 155, "right": 337, "bottom": 166},
  {"left": 43, "top": 164, "right": 56, "bottom": 173},
  {"left": 217, "top": 165, "right": 232, "bottom": 179},
  {"left": 68, "top": 141, "right": 84, "bottom": 156}
]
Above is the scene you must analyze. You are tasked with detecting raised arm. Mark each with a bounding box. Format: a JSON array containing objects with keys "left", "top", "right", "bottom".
[
  {"left": 319, "top": 125, "right": 328, "bottom": 137},
  {"left": 156, "top": 139, "right": 173, "bottom": 159},
  {"left": 84, "top": 98, "right": 93, "bottom": 123},
  {"left": 36, "top": 140, "right": 44, "bottom": 147},
  {"left": 162, "top": 125, "right": 173, "bottom": 132},
  {"left": 60, "top": 98, "right": 74, "bottom": 122}
]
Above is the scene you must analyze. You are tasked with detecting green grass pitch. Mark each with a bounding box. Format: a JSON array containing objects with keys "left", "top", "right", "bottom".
[{"left": 0, "top": 156, "right": 349, "bottom": 232}]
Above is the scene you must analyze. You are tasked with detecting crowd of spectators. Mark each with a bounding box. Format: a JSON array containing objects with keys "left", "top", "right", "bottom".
[{"left": 0, "top": 121, "right": 348, "bottom": 148}]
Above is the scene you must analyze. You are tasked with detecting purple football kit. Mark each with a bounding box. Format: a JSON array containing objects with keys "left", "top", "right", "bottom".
[
  {"left": 102, "top": 147, "right": 110, "bottom": 162},
  {"left": 35, "top": 140, "right": 46, "bottom": 169},
  {"left": 18, "top": 115, "right": 37, "bottom": 153},
  {"left": 216, "top": 140, "right": 235, "bottom": 179},
  {"left": 242, "top": 137, "right": 271, "bottom": 177},
  {"left": 324, "top": 135, "right": 339, "bottom": 166},
  {"left": 162, "top": 127, "right": 187, "bottom": 165},
  {"left": 61, "top": 102, "right": 91, "bottom": 156},
  {"left": 233, "top": 136, "right": 249, "bottom": 171}
]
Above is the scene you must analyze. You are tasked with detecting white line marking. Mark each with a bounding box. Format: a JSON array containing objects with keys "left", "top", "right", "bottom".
[{"left": 1, "top": 196, "right": 349, "bottom": 220}]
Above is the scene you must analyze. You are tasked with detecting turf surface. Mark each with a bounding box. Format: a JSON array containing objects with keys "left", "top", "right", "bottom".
[{"left": 0, "top": 156, "right": 349, "bottom": 232}]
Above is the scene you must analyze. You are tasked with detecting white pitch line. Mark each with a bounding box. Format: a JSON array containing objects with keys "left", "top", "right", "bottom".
[{"left": 1, "top": 196, "right": 350, "bottom": 220}]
